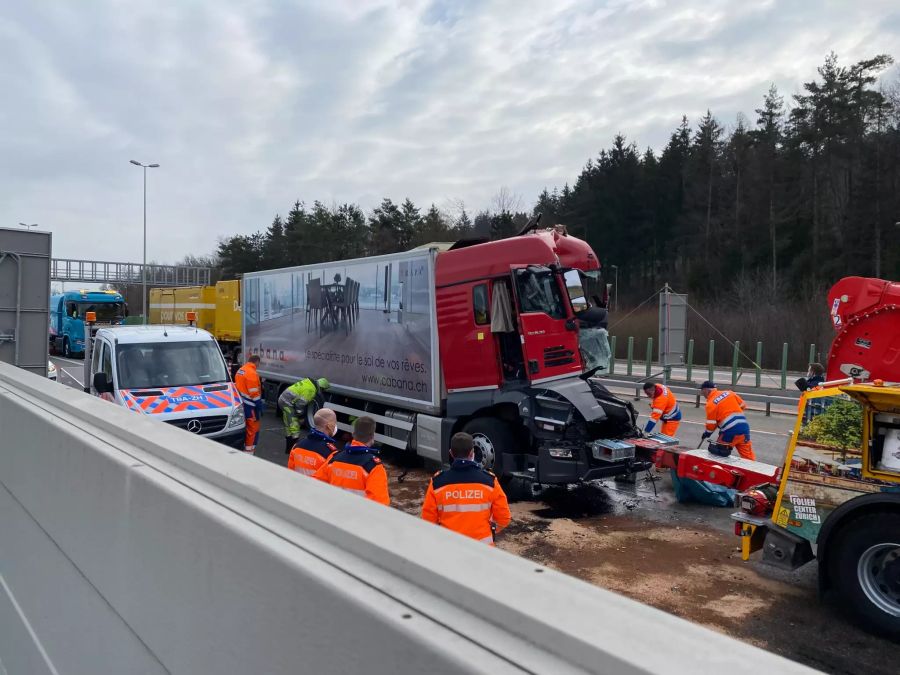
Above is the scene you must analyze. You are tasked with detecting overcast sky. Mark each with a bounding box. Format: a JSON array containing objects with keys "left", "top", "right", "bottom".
[{"left": 2, "top": 0, "right": 898, "bottom": 263}]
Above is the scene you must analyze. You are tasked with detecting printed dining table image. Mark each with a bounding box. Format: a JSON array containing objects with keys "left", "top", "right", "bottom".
[{"left": 243, "top": 252, "right": 436, "bottom": 405}]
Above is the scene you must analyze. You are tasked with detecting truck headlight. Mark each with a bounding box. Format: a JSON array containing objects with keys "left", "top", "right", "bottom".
[
  {"left": 228, "top": 406, "right": 245, "bottom": 428},
  {"left": 548, "top": 447, "right": 574, "bottom": 459}
]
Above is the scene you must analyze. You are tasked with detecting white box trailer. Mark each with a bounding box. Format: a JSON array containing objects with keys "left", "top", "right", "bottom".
[{"left": 242, "top": 249, "right": 444, "bottom": 456}]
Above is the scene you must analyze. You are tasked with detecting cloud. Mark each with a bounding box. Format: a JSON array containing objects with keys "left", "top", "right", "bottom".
[{"left": 1, "top": 0, "right": 898, "bottom": 262}]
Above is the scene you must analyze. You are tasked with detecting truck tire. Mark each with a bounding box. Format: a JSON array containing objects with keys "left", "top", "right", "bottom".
[
  {"left": 827, "top": 512, "right": 900, "bottom": 641},
  {"left": 462, "top": 417, "right": 513, "bottom": 474}
]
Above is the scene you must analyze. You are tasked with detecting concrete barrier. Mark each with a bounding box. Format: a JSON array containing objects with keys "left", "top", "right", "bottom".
[{"left": 0, "top": 362, "right": 815, "bottom": 674}]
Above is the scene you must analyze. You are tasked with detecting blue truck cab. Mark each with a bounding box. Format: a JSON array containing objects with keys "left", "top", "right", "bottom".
[{"left": 50, "top": 290, "right": 127, "bottom": 358}]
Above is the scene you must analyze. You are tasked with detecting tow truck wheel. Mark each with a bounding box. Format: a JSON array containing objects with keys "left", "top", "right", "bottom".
[
  {"left": 462, "top": 417, "right": 512, "bottom": 473},
  {"left": 829, "top": 512, "right": 900, "bottom": 640}
]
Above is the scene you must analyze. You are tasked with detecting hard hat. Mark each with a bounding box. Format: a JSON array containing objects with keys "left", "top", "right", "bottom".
[{"left": 316, "top": 377, "right": 331, "bottom": 391}]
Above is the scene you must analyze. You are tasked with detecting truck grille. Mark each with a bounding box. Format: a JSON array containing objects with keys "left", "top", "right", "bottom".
[
  {"left": 164, "top": 415, "right": 229, "bottom": 435},
  {"left": 543, "top": 345, "right": 575, "bottom": 367}
]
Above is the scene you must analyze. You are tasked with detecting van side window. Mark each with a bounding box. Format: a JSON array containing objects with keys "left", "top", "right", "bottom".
[
  {"left": 91, "top": 340, "right": 103, "bottom": 376},
  {"left": 66, "top": 302, "right": 77, "bottom": 318},
  {"left": 101, "top": 342, "right": 113, "bottom": 379},
  {"left": 473, "top": 285, "right": 490, "bottom": 325}
]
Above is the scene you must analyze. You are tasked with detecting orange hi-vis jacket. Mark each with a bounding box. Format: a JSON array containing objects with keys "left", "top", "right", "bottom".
[
  {"left": 704, "top": 389, "right": 748, "bottom": 433},
  {"left": 421, "top": 459, "right": 511, "bottom": 545},
  {"left": 314, "top": 440, "right": 390, "bottom": 506},
  {"left": 649, "top": 384, "right": 680, "bottom": 422},
  {"left": 288, "top": 429, "right": 337, "bottom": 476},
  {"left": 234, "top": 362, "right": 262, "bottom": 406}
]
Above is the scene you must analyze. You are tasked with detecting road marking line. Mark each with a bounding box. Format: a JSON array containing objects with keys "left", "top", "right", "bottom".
[
  {"left": 60, "top": 368, "right": 84, "bottom": 387},
  {"left": 678, "top": 419, "right": 786, "bottom": 436},
  {"left": 54, "top": 356, "right": 84, "bottom": 367}
]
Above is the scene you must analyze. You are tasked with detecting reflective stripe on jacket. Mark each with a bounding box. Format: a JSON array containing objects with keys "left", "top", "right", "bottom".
[
  {"left": 314, "top": 440, "right": 390, "bottom": 505},
  {"left": 421, "top": 460, "right": 511, "bottom": 545},
  {"left": 704, "top": 389, "right": 748, "bottom": 433},
  {"left": 288, "top": 430, "right": 337, "bottom": 476},
  {"left": 234, "top": 362, "right": 262, "bottom": 404}
]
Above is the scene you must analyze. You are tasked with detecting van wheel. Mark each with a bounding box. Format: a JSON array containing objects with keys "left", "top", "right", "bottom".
[
  {"left": 462, "top": 417, "right": 514, "bottom": 473},
  {"left": 828, "top": 512, "right": 900, "bottom": 640},
  {"left": 63, "top": 338, "right": 71, "bottom": 358}
]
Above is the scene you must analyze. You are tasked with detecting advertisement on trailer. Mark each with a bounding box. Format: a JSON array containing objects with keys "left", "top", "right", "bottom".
[{"left": 243, "top": 250, "right": 438, "bottom": 410}]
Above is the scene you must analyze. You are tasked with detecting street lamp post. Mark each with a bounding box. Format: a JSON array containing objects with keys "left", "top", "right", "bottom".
[
  {"left": 18, "top": 222, "right": 38, "bottom": 231},
  {"left": 129, "top": 160, "right": 160, "bottom": 325}
]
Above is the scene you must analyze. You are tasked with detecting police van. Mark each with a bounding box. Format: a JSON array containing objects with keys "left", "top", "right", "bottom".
[{"left": 89, "top": 324, "right": 245, "bottom": 447}]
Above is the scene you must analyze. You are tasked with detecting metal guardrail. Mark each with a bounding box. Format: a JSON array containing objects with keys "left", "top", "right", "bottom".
[
  {"left": 51, "top": 258, "right": 211, "bottom": 286},
  {"left": 597, "top": 376, "right": 802, "bottom": 416},
  {"left": 0, "top": 362, "right": 814, "bottom": 674},
  {"left": 609, "top": 336, "right": 819, "bottom": 390}
]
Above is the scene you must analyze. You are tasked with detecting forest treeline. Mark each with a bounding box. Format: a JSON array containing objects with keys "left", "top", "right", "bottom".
[{"left": 212, "top": 53, "right": 900, "bottom": 301}]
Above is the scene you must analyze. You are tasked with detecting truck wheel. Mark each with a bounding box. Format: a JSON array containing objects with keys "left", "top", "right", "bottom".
[
  {"left": 462, "top": 417, "right": 513, "bottom": 473},
  {"left": 63, "top": 338, "right": 71, "bottom": 358},
  {"left": 828, "top": 513, "right": 900, "bottom": 640}
]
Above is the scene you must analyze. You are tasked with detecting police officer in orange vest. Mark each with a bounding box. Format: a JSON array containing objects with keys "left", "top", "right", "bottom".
[
  {"left": 421, "top": 433, "right": 511, "bottom": 545},
  {"left": 288, "top": 408, "right": 338, "bottom": 476},
  {"left": 314, "top": 416, "right": 390, "bottom": 505}
]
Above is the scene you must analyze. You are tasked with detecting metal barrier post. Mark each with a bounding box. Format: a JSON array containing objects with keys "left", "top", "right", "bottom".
[
  {"left": 755, "top": 342, "right": 762, "bottom": 388},
  {"left": 610, "top": 336, "right": 617, "bottom": 375},
  {"left": 708, "top": 340, "right": 715, "bottom": 384},
  {"left": 645, "top": 338, "right": 653, "bottom": 379},
  {"left": 663, "top": 365, "right": 671, "bottom": 385},
  {"left": 781, "top": 343, "right": 788, "bottom": 389},
  {"left": 731, "top": 341, "right": 740, "bottom": 385},
  {"left": 808, "top": 343, "right": 815, "bottom": 367},
  {"left": 626, "top": 336, "right": 634, "bottom": 376},
  {"left": 685, "top": 339, "right": 694, "bottom": 382}
]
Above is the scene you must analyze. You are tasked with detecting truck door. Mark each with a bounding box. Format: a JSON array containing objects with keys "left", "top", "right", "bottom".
[{"left": 512, "top": 266, "right": 582, "bottom": 383}]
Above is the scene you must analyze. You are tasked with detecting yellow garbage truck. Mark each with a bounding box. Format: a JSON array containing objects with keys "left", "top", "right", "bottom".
[{"left": 149, "top": 281, "right": 242, "bottom": 367}]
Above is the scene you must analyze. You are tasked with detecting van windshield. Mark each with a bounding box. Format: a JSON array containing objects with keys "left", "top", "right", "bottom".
[{"left": 116, "top": 341, "right": 228, "bottom": 390}]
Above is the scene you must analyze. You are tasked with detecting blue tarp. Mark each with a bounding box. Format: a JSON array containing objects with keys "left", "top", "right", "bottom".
[{"left": 670, "top": 472, "right": 737, "bottom": 507}]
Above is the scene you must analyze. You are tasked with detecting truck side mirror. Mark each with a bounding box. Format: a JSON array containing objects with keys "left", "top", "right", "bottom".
[{"left": 93, "top": 372, "right": 112, "bottom": 394}]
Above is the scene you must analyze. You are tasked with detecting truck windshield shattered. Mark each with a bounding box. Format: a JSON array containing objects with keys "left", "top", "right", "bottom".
[
  {"left": 563, "top": 269, "right": 610, "bottom": 375},
  {"left": 116, "top": 341, "right": 229, "bottom": 390}
]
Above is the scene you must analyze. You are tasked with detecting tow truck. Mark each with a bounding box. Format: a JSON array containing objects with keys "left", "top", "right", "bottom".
[{"left": 643, "top": 276, "right": 900, "bottom": 641}]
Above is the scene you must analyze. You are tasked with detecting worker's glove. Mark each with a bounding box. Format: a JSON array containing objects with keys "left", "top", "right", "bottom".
[
  {"left": 700, "top": 431, "right": 712, "bottom": 442},
  {"left": 644, "top": 420, "right": 657, "bottom": 435}
]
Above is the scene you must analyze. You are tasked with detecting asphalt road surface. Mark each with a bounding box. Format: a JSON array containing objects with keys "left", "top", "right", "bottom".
[{"left": 51, "top": 361, "right": 898, "bottom": 673}]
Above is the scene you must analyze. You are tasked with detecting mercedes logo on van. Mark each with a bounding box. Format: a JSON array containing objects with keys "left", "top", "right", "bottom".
[{"left": 187, "top": 419, "right": 203, "bottom": 434}]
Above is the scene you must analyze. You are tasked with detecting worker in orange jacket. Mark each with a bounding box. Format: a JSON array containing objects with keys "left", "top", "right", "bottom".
[
  {"left": 642, "top": 381, "right": 682, "bottom": 437},
  {"left": 234, "top": 354, "right": 263, "bottom": 454},
  {"left": 421, "top": 432, "right": 511, "bottom": 546},
  {"left": 314, "top": 416, "right": 390, "bottom": 505},
  {"left": 288, "top": 408, "right": 338, "bottom": 476},
  {"left": 700, "top": 381, "right": 756, "bottom": 460}
]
